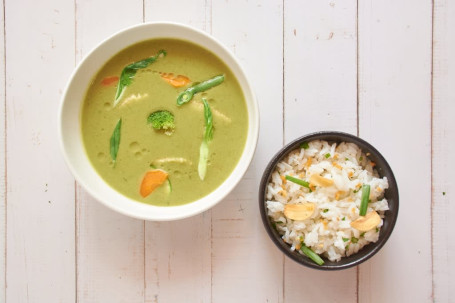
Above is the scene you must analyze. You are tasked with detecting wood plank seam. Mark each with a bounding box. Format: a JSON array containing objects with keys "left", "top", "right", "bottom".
[
  {"left": 430, "top": 0, "right": 435, "bottom": 300},
  {"left": 1, "top": 0, "right": 6, "bottom": 301},
  {"left": 356, "top": 1, "right": 360, "bottom": 302}
]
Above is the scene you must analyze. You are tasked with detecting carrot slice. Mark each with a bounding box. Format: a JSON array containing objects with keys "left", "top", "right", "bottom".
[
  {"left": 101, "top": 76, "right": 119, "bottom": 86},
  {"left": 160, "top": 72, "right": 191, "bottom": 87},
  {"left": 140, "top": 169, "right": 168, "bottom": 197}
]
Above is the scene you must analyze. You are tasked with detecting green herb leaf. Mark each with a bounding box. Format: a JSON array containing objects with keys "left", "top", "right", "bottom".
[
  {"left": 359, "top": 184, "right": 371, "bottom": 216},
  {"left": 342, "top": 237, "right": 349, "bottom": 242},
  {"left": 198, "top": 98, "right": 213, "bottom": 180},
  {"left": 177, "top": 74, "right": 225, "bottom": 105},
  {"left": 300, "top": 142, "right": 310, "bottom": 149},
  {"left": 110, "top": 119, "right": 122, "bottom": 164},
  {"left": 324, "top": 153, "right": 331, "bottom": 158},
  {"left": 346, "top": 244, "right": 350, "bottom": 250},
  {"left": 345, "top": 158, "right": 349, "bottom": 161},
  {"left": 376, "top": 227, "right": 379, "bottom": 233},
  {"left": 323, "top": 209, "right": 329, "bottom": 213},
  {"left": 351, "top": 237, "right": 359, "bottom": 243},
  {"left": 360, "top": 232, "right": 366, "bottom": 237},
  {"left": 285, "top": 175, "right": 310, "bottom": 189},
  {"left": 443, "top": 192, "right": 446, "bottom": 196},
  {"left": 359, "top": 156, "right": 363, "bottom": 161},
  {"left": 114, "top": 50, "right": 166, "bottom": 106},
  {"left": 342, "top": 217, "right": 346, "bottom": 221},
  {"left": 300, "top": 243, "right": 325, "bottom": 266}
]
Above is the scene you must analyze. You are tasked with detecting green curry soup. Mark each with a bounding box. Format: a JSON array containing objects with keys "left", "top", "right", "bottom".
[{"left": 81, "top": 39, "right": 248, "bottom": 206}]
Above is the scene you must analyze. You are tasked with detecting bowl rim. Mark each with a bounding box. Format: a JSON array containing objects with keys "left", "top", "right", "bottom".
[
  {"left": 259, "top": 131, "right": 399, "bottom": 270},
  {"left": 58, "top": 21, "right": 259, "bottom": 221}
]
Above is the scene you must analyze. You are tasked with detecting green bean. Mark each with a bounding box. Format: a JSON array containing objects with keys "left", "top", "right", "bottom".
[
  {"left": 300, "top": 244, "right": 325, "bottom": 266},
  {"left": 285, "top": 175, "right": 310, "bottom": 189},
  {"left": 359, "top": 184, "right": 371, "bottom": 216},
  {"left": 177, "top": 74, "right": 225, "bottom": 105}
]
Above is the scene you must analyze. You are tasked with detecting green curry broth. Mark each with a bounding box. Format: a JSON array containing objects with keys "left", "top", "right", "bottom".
[{"left": 81, "top": 39, "right": 248, "bottom": 206}]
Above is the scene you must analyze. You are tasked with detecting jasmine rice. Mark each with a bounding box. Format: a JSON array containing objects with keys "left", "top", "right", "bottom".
[{"left": 266, "top": 140, "right": 389, "bottom": 262}]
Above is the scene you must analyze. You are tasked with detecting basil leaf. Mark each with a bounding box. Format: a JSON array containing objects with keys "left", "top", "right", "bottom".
[
  {"left": 113, "top": 50, "right": 166, "bottom": 106},
  {"left": 110, "top": 119, "right": 122, "bottom": 164}
]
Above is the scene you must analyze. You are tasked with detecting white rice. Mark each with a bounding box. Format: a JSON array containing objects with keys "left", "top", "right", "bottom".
[{"left": 266, "top": 140, "right": 389, "bottom": 262}]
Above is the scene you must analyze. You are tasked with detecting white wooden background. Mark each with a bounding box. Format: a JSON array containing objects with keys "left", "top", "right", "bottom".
[{"left": 1, "top": 0, "right": 453, "bottom": 302}]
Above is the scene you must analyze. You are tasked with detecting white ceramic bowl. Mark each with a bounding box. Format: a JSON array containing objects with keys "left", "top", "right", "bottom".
[{"left": 59, "top": 22, "right": 259, "bottom": 221}]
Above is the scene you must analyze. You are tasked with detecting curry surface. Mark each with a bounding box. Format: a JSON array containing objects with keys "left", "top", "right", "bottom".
[{"left": 81, "top": 39, "right": 248, "bottom": 206}]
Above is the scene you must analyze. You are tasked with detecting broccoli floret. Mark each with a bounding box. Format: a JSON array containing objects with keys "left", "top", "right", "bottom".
[{"left": 147, "top": 110, "right": 175, "bottom": 135}]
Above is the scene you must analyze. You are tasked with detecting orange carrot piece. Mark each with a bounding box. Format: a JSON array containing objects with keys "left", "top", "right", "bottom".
[
  {"left": 140, "top": 169, "right": 168, "bottom": 197},
  {"left": 160, "top": 72, "right": 191, "bottom": 87},
  {"left": 101, "top": 76, "right": 119, "bottom": 86}
]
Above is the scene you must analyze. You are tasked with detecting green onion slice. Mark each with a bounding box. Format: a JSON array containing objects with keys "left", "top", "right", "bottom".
[
  {"left": 300, "top": 244, "right": 325, "bottom": 266},
  {"left": 285, "top": 175, "right": 310, "bottom": 189},
  {"left": 359, "top": 184, "right": 371, "bottom": 216},
  {"left": 300, "top": 142, "right": 310, "bottom": 149}
]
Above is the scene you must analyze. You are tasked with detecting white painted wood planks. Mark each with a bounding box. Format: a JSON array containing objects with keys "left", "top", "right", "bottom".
[
  {"left": 0, "top": 0, "right": 5, "bottom": 301},
  {"left": 358, "top": 0, "right": 433, "bottom": 301},
  {"left": 210, "top": 1, "right": 284, "bottom": 302},
  {"left": 5, "top": 0, "right": 76, "bottom": 301},
  {"left": 284, "top": 0, "right": 358, "bottom": 301},
  {"left": 432, "top": 0, "right": 455, "bottom": 301}
]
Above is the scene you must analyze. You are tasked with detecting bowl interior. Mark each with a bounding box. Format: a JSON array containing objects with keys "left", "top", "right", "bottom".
[
  {"left": 259, "top": 131, "right": 399, "bottom": 270},
  {"left": 59, "top": 22, "right": 259, "bottom": 221}
]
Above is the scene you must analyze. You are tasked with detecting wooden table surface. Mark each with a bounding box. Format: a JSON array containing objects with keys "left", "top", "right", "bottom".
[{"left": 1, "top": 0, "right": 453, "bottom": 302}]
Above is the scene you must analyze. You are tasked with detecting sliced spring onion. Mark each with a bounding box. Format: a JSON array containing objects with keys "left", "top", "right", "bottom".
[
  {"left": 285, "top": 175, "right": 310, "bottom": 189},
  {"left": 300, "top": 244, "right": 325, "bottom": 266},
  {"left": 359, "top": 184, "right": 371, "bottom": 216},
  {"left": 300, "top": 142, "right": 309, "bottom": 149},
  {"left": 198, "top": 98, "right": 213, "bottom": 180},
  {"left": 324, "top": 153, "right": 331, "bottom": 158},
  {"left": 166, "top": 178, "right": 172, "bottom": 193}
]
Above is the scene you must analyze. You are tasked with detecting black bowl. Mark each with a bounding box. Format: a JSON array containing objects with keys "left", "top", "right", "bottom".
[{"left": 259, "top": 131, "right": 399, "bottom": 270}]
